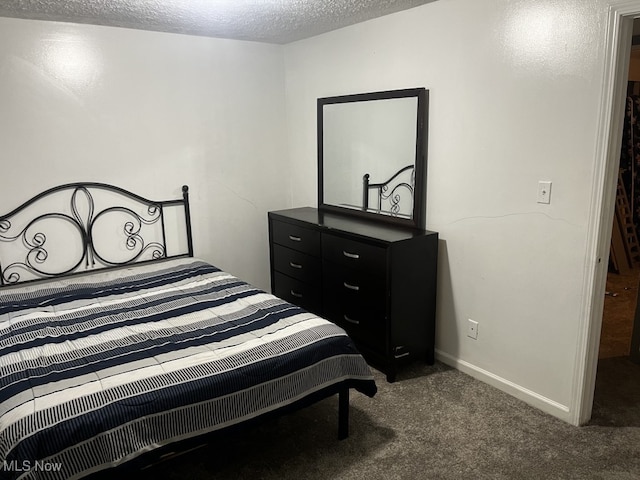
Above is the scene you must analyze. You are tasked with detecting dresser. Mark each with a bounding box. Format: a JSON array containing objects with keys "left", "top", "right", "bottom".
[{"left": 268, "top": 207, "right": 438, "bottom": 382}]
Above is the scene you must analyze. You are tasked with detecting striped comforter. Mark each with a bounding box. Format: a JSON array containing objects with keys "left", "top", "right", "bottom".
[{"left": 0, "top": 259, "right": 376, "bottom": 480}]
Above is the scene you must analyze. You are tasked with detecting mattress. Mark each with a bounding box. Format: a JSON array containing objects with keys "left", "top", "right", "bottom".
[{"left": 0, "top": 258, "right": 376, "bottom": 479}]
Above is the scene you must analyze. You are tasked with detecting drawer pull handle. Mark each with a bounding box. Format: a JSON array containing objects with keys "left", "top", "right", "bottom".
[
  {"left": 289, "top": 261, "right": 303, "bottom": 269},
  {"left": 344, "top": 314, "right": 360, "bottom": 325},
  {"left": 343, "top": 282, "right": 360, "bottom": 291},
  {"left": 290, "top": 290, "right": 303, "bottom": 298},
  {"left": 289, "top": 235, "right": 302, "bottom": 242},
  {"left": 343, "top": 250, "right": 360, "bottom": 259},
  {"left": 394, "top": 346, "right": 410, "bottom": 359}
]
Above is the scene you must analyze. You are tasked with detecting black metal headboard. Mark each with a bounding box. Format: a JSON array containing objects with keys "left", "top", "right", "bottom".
[
  {"left": 362, "top": 165, "right": 415, "bottom": 218},
  {"left": 0, "top": 183, "right": 194, "bottom": 287}
]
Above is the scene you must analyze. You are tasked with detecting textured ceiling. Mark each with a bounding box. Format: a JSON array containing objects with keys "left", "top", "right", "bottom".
[{"left": 0, "top": 0, "right": 437, "bottom": 44}]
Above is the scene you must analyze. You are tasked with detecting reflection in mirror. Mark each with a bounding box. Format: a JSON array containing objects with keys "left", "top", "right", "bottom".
[
  {"left": 363, "top": 164, "right": 415, "bottom": 218},
  {"left": 318, "top": 88, "right": 427, "bottom": 228}
]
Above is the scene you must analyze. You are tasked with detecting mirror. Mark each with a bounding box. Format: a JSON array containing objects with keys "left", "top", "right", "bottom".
[{"left": 318, "top": 88, "right": 428, "bottom": 229}]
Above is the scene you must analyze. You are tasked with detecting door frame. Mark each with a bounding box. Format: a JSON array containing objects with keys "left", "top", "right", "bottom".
[{"left": 574, "top": 1, "right": 638, "bottom": 425}]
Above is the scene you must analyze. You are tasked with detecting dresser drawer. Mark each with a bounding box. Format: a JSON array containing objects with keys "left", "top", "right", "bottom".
[
  {"left": 323, "top": 300, "right": 386, "bottom": 352},
  {"left": 273, "top": 244, "right": 321, "bottom": 285},
  {"left": 271, "top": 220, "right": 321, "bottom": 256},
  {"left": 322, "top": 261, "right": 386, "bottom": 306},
  {"left": 273, "top": 272, "right": 321, "bottom": 314},
  {"left": 322, "top": 260, "right": 386, "bottom": 351},
  {"left": 322, "top": 233, "right": 386, "bottom": 272}
]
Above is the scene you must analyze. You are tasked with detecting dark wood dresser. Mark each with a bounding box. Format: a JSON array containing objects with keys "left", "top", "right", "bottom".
[{"left": 268, "top": 207, "right": 438, "bottom": 382}]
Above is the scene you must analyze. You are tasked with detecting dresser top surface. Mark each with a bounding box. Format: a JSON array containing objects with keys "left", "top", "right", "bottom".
[{"left": 269, "top": 207, "right": 437, "bottom": 244}]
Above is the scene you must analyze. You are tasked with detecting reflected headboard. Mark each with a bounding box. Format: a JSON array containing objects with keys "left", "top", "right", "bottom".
[
  {"left": 0, "top": 183, "right": 194, "bottom": 287},
  {"left": 362, "top": 165, "right": 415, "bottom": 219}
]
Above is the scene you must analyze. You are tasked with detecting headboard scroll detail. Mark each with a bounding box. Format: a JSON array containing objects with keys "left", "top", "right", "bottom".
[
  {"left": 362, "top": 165, "right": 415, "bottom": 218},
  {"left": 0, "top": 183, "right": 194, "bottom": 287}
]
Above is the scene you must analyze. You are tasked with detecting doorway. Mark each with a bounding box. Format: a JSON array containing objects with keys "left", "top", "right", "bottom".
[
  {"left": 579, "top": 3, "right": 640, "bottom": 426},
  {"left": 600, "top": 26, "right": 640, "bottom": 363}
]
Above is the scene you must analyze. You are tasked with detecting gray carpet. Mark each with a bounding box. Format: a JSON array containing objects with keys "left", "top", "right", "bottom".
[{"left": 125, "top": 358, "right": 640, "bottom": 480}]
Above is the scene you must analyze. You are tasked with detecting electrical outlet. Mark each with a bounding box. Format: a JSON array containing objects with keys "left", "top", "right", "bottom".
[{"left": 467, "top": 319, "right": 478, "bottom": 340}]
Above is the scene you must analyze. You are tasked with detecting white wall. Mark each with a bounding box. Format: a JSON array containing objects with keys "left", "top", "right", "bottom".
[
  {"left": 283, "top": 0, "right": 608, "bottom": 421},
  {"left": 0, "top": 17, "right": 287, "bottom": 290}
]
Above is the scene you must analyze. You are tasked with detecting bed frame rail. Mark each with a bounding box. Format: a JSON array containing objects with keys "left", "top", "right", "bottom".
[{"left": 0, "top": 183, "right": 193, "bottom": 287}]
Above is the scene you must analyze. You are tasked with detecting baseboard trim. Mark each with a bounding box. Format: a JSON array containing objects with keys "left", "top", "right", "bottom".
[{"left": 435, "top": 349, "right": 572, "bottom": 423}]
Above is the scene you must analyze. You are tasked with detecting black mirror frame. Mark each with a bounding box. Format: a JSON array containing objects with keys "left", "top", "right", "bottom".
[{"left": 317, "top": 87, "right": 428, "bottom": 229}]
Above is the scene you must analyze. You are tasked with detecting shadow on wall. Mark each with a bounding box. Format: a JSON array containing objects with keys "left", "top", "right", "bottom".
[{"left": 435, "top": 239, "right": 459, "bottom": 358}]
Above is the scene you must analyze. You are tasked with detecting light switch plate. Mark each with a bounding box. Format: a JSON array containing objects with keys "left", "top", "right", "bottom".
[
  {"left": 467, "top": 319, "right": 478, "bottom": 340},
  {"left": 537, "top": 181, "right": 552, "bottom": 204}
]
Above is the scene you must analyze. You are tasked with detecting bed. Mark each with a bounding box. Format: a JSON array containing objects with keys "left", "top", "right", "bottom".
[{"left": 0, "top": 183, "right": 377, "bottom": 480}]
